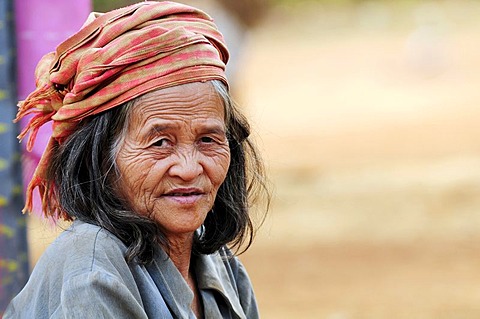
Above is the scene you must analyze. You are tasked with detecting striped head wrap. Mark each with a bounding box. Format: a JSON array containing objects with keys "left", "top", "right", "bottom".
[{"left": 15, "top": 1, "right": 229, "bottom": 219}]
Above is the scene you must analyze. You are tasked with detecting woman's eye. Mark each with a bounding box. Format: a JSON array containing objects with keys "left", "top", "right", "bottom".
[
  {"left": 153, "top": 139, "right": 170, "bottom": 147},
  {"left": 200, "top": 136, "right": 214, "bottom": 143}
]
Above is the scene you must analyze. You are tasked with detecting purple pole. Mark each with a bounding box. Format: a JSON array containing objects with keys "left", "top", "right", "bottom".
[{"left": 15, "top": 0, "right": 91, "bottom": 216}]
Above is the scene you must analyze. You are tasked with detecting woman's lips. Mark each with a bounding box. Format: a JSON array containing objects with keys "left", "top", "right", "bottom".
[{"left": 162, "top": 188, "right": 204, "bottom": 205}]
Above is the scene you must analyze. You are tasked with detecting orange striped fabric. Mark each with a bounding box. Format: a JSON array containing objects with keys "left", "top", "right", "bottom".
[{"left": 14, "top": 1, "right": 229, "bottom": 219}]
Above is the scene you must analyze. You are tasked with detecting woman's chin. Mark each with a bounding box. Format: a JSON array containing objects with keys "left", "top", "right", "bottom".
[{"left": 151, "top": 210, "right": 209, "bottom": 239}]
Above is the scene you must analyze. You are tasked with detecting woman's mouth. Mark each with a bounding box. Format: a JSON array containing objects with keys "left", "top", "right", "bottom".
[{"left": 163, "top": 188, "right": 204, "bottom": 205}]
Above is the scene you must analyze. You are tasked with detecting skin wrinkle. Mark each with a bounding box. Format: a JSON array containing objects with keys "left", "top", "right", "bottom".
[
  {"left": 115, "top": 82, "right": 231, "bottom": 271},
  {"left": 46, "top": 79, "right": 266, "bottom": 266}
]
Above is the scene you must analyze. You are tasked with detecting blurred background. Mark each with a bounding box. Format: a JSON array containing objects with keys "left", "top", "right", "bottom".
[{"left": 3, "top": 0, "right": 480, "bottom": 318}]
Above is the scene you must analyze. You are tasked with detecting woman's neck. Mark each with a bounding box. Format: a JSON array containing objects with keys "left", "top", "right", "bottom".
[
  {"left": 166, "top": 233, "right": 194, "bottom": 278},
  {"left": 165, "top": 233, "right": 204, "bottom": 318}
]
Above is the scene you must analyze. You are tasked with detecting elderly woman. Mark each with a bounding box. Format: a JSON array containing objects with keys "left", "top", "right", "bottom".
[{"left": 5, "top": 1, "right": 268, "bottom": 318}]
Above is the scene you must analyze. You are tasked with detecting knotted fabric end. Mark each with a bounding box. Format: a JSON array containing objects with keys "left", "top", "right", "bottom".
[{"left": 15, "top": 84, "right": 60, "bottom": 151}]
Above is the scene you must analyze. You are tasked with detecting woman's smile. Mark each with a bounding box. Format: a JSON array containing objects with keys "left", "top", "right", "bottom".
[{"left": 116, "top": 82, "right": 231, "bottom": 236}]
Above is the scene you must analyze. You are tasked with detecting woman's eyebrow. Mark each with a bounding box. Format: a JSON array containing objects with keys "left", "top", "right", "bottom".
[
  {"left": 200, "top": 124, "right": 226, "bottom": 135},
  {"left": 143, "top": 123, "right": 173, "bottom": 141},
  {"left": 142, "top": 121, "right": 226, "bottom": 140}
]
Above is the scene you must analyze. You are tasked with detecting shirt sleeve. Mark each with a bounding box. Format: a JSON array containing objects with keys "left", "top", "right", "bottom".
[{"left": 60, "top": 270, "right": 148, "bottom": 319}]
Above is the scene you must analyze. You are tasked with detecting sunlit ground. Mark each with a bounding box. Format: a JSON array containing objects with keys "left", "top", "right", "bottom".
[{"left": 29, "top": 1, "right": 480, "bottom": 318}]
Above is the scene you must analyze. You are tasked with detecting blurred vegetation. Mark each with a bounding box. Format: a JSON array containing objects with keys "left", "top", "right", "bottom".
[
  {"left": 92, "top": 0, "right": 271, "bottom": 27},
  {"left": 93, "top": 0, "right": 426, "bottom": 12},
  {"left": 93, "top": 0, "right": 138, "bottom": 12}
]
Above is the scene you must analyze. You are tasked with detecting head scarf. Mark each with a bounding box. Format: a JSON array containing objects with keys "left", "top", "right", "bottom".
[{"left": 15, "top": 1, "right": 229, "bottom": 220}]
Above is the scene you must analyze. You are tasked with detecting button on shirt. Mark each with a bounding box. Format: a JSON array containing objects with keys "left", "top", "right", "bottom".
[{"left": 4, "top": 221, "right": 259, "bottom": 319}]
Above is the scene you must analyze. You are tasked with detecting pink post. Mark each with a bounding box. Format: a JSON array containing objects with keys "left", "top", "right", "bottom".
[{"left": 15, "top": 0, "right": 91, "bottom": 215}]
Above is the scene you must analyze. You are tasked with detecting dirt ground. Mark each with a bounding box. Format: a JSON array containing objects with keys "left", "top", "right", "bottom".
[
  {"left": 238, "top": 1, "right": 480, "bottom": 318},
  {"left": 28, "top": 1, "right": 480, "bottom": 318}
]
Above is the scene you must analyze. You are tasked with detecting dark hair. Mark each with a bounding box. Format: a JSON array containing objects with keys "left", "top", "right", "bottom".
[{"left": 46, "top": 80, "right": 269, "bottom": 264}]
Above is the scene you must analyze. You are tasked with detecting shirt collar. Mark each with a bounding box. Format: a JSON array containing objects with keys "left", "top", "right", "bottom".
[
  {"left": 194, "top": 249, "right": 246, "bottom": 319},
  {"left": 147, "top": 246, "right": 246, "bottom": 319},
  {"left": 148, "top": 247, "right": 195, "bottom": 319}
]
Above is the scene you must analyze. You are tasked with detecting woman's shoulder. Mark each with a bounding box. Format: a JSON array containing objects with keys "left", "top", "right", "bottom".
[
  {"left": 37, "top": 220, "right": 128, "bottom": 276},
  {"left": 53, "top": 220, "right": 125, "bottom": 250},
  {"left": 4, "top": 221, "right": 147, "bottom": 318}
]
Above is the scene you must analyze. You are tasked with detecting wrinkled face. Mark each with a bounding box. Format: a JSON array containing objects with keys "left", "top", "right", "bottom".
[{"left": 116, "top": 82, "right": 231, "bottom": 238}]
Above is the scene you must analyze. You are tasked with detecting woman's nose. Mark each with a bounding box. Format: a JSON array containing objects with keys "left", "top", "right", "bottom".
[{"left": 168, "top": 146, "right": 203, "bottom": 181}]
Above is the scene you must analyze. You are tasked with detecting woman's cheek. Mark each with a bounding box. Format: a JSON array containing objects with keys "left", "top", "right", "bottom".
[
  {"left": 213, "top": 147, "right": 231, "bottom": 185},
  {"left": 117, "top": 149, "right": 153, "bottom": 202}
]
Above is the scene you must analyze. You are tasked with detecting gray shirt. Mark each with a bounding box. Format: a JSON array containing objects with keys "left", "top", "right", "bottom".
[{"left": 5, "top": 221, "right": 259, "bottom": 318}]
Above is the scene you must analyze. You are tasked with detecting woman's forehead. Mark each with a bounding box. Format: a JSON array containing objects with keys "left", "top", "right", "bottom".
[{"left": 128, "top": 82, "right": 225, "bottom": 127}]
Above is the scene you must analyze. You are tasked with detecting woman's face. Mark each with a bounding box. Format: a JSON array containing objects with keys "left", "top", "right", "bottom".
[{"left": 116, "top": 82, "right": 231, "bottom": 239}]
